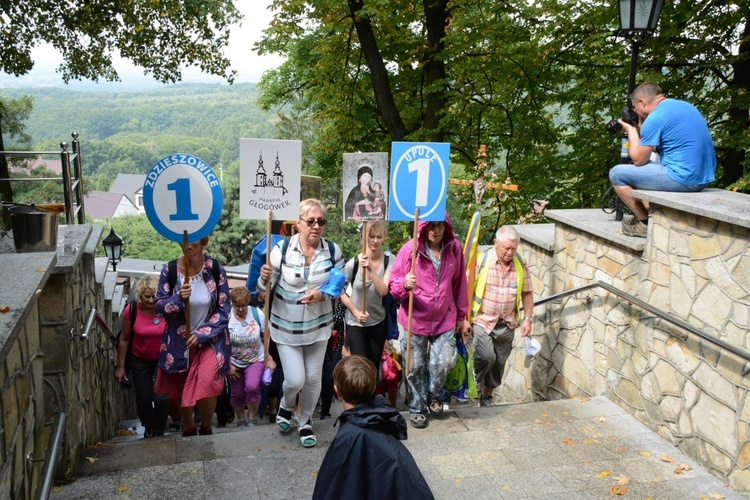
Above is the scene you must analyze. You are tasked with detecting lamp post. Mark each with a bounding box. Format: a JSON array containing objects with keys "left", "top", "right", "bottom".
[
  {"left": 611, "top": 0, "right": 664, "bottom": 220},
  {"left": 617, "top": 0, "right": 665, "bottom": 106},
  {"left": 102, "top": 227, "right": 124, "bottom": 273}
]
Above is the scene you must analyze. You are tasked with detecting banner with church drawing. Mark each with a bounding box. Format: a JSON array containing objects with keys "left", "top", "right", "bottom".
[
  {"left": 342, "top": 152, "right": 389, "bottom": 222},
  {"left": 239, "top": 138, "right": 302, "bottom": 221}
]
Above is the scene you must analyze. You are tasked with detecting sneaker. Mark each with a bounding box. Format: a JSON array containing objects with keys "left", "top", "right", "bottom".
[
  {"left": 622, "top": 218, "right": 647, "bottom": 238},
  {"left": 621, "top": 215, "right": 640, "bottom": 227},
  {"left": 236, "top": 420, "right": 248, "bottom": 427},
  {"left": 479, "top": 395, "right": 495, "bottom": 407},
  {"left": 409, "top": 414, "right": 427, "bottom": 429}
]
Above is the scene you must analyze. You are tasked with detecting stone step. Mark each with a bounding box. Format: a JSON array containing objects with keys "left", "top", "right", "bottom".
[{"left": 50, "top": 397, "right": 745, "bottom": 499}]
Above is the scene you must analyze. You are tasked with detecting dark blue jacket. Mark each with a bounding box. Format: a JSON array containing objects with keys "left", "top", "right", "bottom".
[{"left": 312, "top": 395, "right": 434, "bottom": 500}]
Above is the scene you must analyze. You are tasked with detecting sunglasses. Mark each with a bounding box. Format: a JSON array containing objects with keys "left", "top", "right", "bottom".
[{"left": 301, "top": 218, "right": 327, "bottom": 227}]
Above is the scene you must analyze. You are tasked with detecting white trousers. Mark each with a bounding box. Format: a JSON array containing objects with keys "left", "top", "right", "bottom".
[{"left": 276, "top": 339, "right": 328, "bottom": 425}]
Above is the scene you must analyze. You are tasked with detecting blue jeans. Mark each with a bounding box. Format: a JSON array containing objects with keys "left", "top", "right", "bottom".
[
  {"left": 609, "top": 162, "right": 708, "bottom": 191},
  {"left": 401, "top": 328, "right": 456, "bottom": 415}
]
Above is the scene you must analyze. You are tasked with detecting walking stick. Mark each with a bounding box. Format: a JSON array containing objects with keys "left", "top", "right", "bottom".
[
  {"left": 361, "top": 221, "right": 367, "bottom": 313},
  {"left": 405, "top": 209, "right": 420, "bottom": 378},
  {"left": 263, "top": 211, "right": 272, "bottom": 367},
  {"left": 182, "top": 230, "right": 191, "bottom": 370}
]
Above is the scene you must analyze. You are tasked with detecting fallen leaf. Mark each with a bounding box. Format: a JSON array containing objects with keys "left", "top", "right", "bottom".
[
  {"left": 37, "top": 268, "right": 47, "bottom": 272},
  {"left": 53, "top": 487, "right": 63, "bottom": 493},
  {"left": 542, "top": 413, "right": 549, "bottom": 417},
  {"left": 659, "top": 454, "right": 675, "bottom": 463},
  {"left": 616, "top": 447, "right": 629, "bottom": 454},
  {"left": 610, "top": 484, "right": 628, "bottom": 496},
  {"left": 310, "top": 472, "right": 318, "bottom": 477},
  {"left": 595, "top": 416, "right": 608, "bottom": 423},
  {"left": 191, "top": 469, "right": 198, "bottom": 474},
  {"left": 583, "top": 439, "right": 597, "bottom": 444},
  {"left": 534, "top": 419, "right": 544, "bottom": 424},
  {"left": 502, "top": 485, "right": 510, "bottom": 490},
  {"left": 0, "top": 305, "right": 9, "bottom": 313},
  {"left": 640, "top": 451, "right": 652, "bottom": 457},
  {"left": 561, "top": 438, "right": 575, "bottom": 445},
  {"left": 674, "top": 463, "right": 692, "bottom": 475},
  {"left": 117, "top": 486, "right": 128, "bottom": 493},
  {"left": 597, "top": 470, "right": 612, "bottom": 478},
  {"left": 85, "top": 457, "right": 98, "bottom": 463},
  {"left": 580, "top": 397, "right": 591, "bottom": 403},
  {"left": 705, "top": 493, "right": 724, "bottom": 499},
  {"left": 614, "top": 474, "right": 630, "bottom": 485},
  {"left": 454, "top": 478, "right": 462, "bottom": 483}
]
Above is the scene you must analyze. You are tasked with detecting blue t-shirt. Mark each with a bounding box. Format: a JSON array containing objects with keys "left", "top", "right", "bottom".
[{"left": 640, "top": 98, "right": 716, "bottom": 185}]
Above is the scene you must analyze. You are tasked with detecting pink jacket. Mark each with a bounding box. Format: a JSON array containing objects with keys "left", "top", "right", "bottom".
[{"left": 388, "top": 214, "right": 468, "bottom": 336}]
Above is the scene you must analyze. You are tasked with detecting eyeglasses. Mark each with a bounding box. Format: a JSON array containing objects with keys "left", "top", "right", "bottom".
[{"left": 301, "top": 218, "right": 327, "bottom": 227}]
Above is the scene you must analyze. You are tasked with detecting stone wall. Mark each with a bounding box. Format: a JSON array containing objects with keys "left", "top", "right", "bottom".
[
  {"left": 498, "top": 190, "right": 750, "bottom": 489},
  {"left": 40, "top": 225, "right": 128, "bottom": 481},
  {"left": 0, "top": 251, "right": 55, "bottom": 499}
]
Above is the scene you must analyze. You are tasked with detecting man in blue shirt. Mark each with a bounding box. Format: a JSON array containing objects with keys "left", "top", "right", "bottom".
[{"left": 609, "top": 83, "right": 716, "bottom": 237}]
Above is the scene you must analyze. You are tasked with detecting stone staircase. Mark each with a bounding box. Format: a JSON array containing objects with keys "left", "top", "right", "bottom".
[{"left": 50, "top": 397, "right": 746, "bottom": 500}]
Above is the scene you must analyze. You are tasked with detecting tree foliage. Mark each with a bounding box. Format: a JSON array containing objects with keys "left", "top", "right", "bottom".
[
  {"left": 256, "top": 0, "right": 750, "bottom": 238},
  {"left": 1, "top": 0, "right": 241, "bottom": 83}
]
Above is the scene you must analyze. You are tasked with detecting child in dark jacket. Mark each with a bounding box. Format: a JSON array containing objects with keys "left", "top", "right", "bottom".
[{"left": 312, "top": 355, "right": 434, "bottom": 500}]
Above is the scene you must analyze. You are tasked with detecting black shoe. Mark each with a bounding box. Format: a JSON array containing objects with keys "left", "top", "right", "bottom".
[
  {"left": 169, "top": 418, "right": 182, "bottom": 432},
  {"left": 181, "top": 426, "right": 197, "bottom": 437},
  {"left": 198, "top": 427, "right": 213, "bottom": 436}
]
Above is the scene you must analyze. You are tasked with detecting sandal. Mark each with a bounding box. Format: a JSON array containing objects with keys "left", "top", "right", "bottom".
[
  {"left": 428, "top": 399, "right": 444, "bottom": 415},
  {"left": 276, "top": 407, "right": 293, "bottom": 434},
  {"left": 410, "top": 414, "right": 427, "bottom": 429},
  {"left": 299, "top": 420, "right": 317, "bottom": 448}
]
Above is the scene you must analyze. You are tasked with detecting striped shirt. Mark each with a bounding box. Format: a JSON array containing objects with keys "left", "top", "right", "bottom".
[
  {"left": 261, "top": 234, "right": 344, "bottom": 346},
  {"left": 474, "top": 249, "right": 532, "bottom": 332}
]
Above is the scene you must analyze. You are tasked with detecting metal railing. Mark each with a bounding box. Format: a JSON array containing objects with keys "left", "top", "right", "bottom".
[
  {"left": 0, "top": 132, "right": 85, "bottom": 224},
  {"left": 534, "top": 280, "right": 750, "bottom": 363},
  {"left": 29, "top": 412, "right": 67, "bottom": 500}
]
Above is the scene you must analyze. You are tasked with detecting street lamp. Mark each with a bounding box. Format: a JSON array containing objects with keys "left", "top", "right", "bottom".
[
  {"left": 102, "top": 227, "right": 124, "bottom": 272},
  {"left": 617, "top": 0, "right": 664, "bottom": 106},
  {"left": 610, "top": 0, "right": 664, "bottom": 220}
]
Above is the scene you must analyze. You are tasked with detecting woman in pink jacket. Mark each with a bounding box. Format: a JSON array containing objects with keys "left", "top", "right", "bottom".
[{"left": 388, "top": 213, "right": 470, "bottom": 429}]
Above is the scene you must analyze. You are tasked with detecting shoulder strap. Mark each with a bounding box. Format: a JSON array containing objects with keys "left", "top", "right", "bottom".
[
  {"left": 168, "top": 260, "right": 178, "bottom": 292},
  {"left": 209, "top": 258, "right": 222, "bottom": 285},
  {"left": 279, "top": 238, "right": 290, "bottom": 266},
  {"left": 384, "top": 253, "right": 389, "bottom": 269},
  {"left": 352, "top": 257, "right": 360, "bottom": 283},
  {"left": 129, "top": 300, "right": 137, "bottom": 323},
  {"left": 327, "top": 239, "right": 336, "bottom": 263},
  {"left": 250, "top": 306, "right": 261, "bottom": 325}
]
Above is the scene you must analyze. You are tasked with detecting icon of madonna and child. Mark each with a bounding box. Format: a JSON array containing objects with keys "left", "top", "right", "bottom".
[{"left": 343, "top": 153, "right": 388, "bottom": 222}]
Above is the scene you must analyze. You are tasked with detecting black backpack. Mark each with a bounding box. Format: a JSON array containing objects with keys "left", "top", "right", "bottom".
[{"left": 351, "top": 253, "right": 400, "bottom": 340}]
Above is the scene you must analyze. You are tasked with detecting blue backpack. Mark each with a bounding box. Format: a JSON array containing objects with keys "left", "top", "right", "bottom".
[{"left": 351, "top": 253, "right": 400, "bottom": 340}]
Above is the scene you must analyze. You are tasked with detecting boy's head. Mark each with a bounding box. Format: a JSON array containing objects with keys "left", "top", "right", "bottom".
[{"left": 333, "top": 355, "right": 378, "bottom": 407}]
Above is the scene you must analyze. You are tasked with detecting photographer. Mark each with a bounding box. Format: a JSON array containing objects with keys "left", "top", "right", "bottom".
[{"left": 608, "top": 83, "right": 716, "bottom": 238}]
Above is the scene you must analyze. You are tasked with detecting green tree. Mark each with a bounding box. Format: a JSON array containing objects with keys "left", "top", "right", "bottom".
[
  {"left": 1, "top": 0, "right": 241, "bottom": 83},
  {"left": 0, "top": 95, "right": 34, "bottom": 225}
]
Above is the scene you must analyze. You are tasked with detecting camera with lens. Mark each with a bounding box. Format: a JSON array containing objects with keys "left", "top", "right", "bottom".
[{"left": 605, "top": 107, "right": 639, "bottom": 135}]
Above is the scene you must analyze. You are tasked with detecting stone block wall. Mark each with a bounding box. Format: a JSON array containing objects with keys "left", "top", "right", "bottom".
[
  {"left": 495, "top": 192, "right": 750, "bottom": 489},
  {"left": 0, "top": 252, "right": 55, "bottom": 499},
  {"left": 39, "top": 226, "right": 127, "bottom": 481}
]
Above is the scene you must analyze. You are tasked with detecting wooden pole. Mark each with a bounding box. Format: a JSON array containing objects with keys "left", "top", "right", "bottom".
[
  {"left": 405, "top": 208, "right": 420, "bottom": 377},
  {"left": 182, "top": 230, "right": 191, "bottom": 369},
  {"left": 263, "top": 211, "right": 272, "bottom": 366},
  {"left": 361, "top": 221, "right": 367, "bottom": 313}
]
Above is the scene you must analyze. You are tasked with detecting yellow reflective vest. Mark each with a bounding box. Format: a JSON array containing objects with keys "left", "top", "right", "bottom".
[{"left": 470, "top": 249, "right": 525, "bottom": 320}]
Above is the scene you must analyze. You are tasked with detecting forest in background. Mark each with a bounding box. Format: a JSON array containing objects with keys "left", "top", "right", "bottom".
[{"left": 1, "top": 83, "right": 417, "bottom": 264}]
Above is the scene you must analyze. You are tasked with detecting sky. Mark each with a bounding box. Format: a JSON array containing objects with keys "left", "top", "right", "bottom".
[{"left": 0, "top": 0, "right": 285, "bottom": 90}]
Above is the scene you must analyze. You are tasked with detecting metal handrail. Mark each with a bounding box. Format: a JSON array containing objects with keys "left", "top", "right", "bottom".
[
  {"left": 533, "top": 280, "right": 750, "bottom": 363},
  {"left": 94, "top": 310, "right": 117, "bottom": 345},
  {"left": 0, "top": 132, "right": 85, "bottom": 223},
  {"left": 33, "top": 412, "right": 67, "bottom": 500}
]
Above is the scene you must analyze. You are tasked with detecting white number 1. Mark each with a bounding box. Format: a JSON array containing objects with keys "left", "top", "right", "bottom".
[{"left": 408, "top": 158, "right": 430, "bottom": 207}]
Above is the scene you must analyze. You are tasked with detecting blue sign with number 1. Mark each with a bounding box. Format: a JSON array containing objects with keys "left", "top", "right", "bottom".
[
  {"left": 143, "top": 154, "right": 223, "bottom": 243},
  {"left": 388, "top": 142, "right": 449, "bottom": 221}
]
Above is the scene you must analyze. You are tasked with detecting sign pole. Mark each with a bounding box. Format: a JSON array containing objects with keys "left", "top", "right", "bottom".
[
  {"left": 405, "top": 208, "right": 420, "bottom": 378},
  {"left": 263, "top": 211, "right": 272, "bottom": 367},
  {"left": 361, "top": 221, "right": 367, "bottom": 313},
  {"left": 182, "top": 230, "right": 191, "bottom": 369}
]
